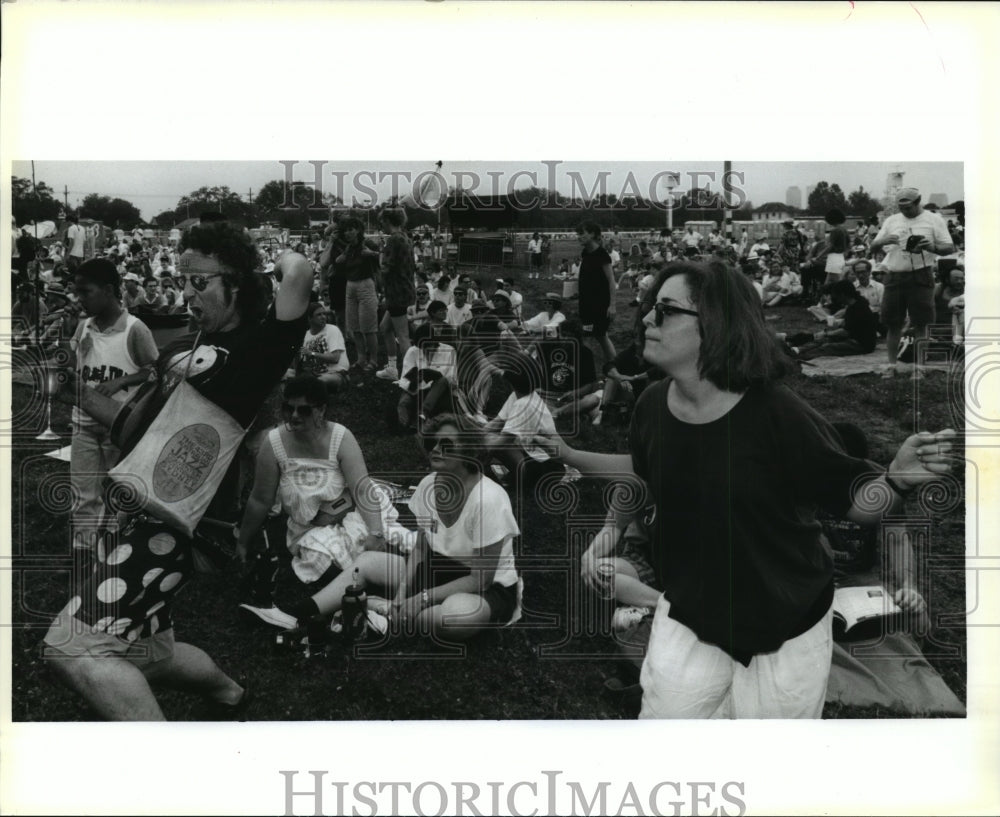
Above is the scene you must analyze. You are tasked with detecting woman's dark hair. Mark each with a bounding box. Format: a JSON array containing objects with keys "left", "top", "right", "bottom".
[
  {"left": 413, "top": 323, "right": 441, "bottom": 350},
  {"left": 831, "top": 421, "right": 869, "bottom": 459},
  {"left": 825, "top": 208, "right": 846, "bottom": 227},
  {"left": 380, "top": 208, "right": 407, "bottom": 229},
  {"left": 437, "top": 274, "right": 451, "bottom": 289},
  {"left": 644, "top": 261, "right": 795, "bottom": 391},
  {"left": 420, "top": 412, "right": 487, "bottom": 473},
  {"left": 179, "top": 221, "right": 268, "bottom": 322},
  {"left": 340, "top": 217, "right": 366, "bottom": 241},
  {"left": 576, "top": 220, "right": 601, "bottom": 239},
  {"left": 502, "top": 350, "right": 544, "bottom": 395},
  {"left": 282, "top": 374, "right": 328, "bottom": 407},
  {"left": 306, "top": 301, "right": 327, "bottom": 319}
]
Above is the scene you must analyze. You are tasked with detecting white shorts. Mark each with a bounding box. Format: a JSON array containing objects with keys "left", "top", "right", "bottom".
[
  {"left": 638, "top": 595, "right": 833, "bottom": 719},
  {"left": 824, "top": 252, "right": 845, "bottom": 275}
]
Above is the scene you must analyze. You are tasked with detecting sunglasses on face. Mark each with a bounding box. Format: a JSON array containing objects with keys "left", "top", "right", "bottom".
[
  {"left": 422, "top": 435, "right": 459, "bottom": 453},
  {"left": 648, "top": 301, "right": 699, "bottom": 326},
  {"left": 281, "top": 402, "right": 320, "bottom": 417},
  {"left": 174, "top": 272, "right": 225, "bottom": 292}
]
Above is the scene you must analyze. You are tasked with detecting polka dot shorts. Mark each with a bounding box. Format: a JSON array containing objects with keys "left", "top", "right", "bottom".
[{"left": 44, "top": 518, "right": 194, "bottom": 657}]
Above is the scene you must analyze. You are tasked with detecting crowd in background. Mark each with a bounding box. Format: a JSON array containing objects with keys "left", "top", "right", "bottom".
[{"left": 12, "top": 188, "right": 961, "bottom": 721}]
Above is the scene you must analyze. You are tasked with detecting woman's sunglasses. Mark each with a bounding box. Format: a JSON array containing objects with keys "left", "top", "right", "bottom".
[
  {"left": 648, "top": 301, "right": 699, "bottom": 327},
  {"left": 281, "top": 402, "right": 320, "bottom": 417},
  {"left": 174, "top": 272, "right": 225, "bottom": 292},
  {"left": 421, "top": 435, "right": 459, "bottom": 453}
]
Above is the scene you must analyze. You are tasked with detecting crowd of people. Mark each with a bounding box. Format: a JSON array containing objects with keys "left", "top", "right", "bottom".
[{"left": 16, "top": 188, "right": 961, "bottom": 721}]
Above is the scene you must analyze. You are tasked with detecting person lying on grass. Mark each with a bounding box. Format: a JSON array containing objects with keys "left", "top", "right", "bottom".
[
  {"left": 781, "top": 280, "right": 879, "bottom": 362},
  {"left": 282, "top": 413, "right": 522, "bottom": 642}
]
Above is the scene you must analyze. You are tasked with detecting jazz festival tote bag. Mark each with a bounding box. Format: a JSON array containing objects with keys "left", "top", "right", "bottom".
[{"left": 109, "top": 347, "right": 246, "bottom": 537}]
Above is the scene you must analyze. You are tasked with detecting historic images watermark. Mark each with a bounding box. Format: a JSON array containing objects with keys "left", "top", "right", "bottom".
[
  {"left": 276, "top": 160, "right": 748, "bottom": 212},
  {"left": 279, "top": 769, "right": 748, "bottom": 817}
]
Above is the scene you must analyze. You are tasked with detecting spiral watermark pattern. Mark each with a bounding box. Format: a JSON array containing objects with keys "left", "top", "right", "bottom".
[
  {"left": 105, "top": 475, "right": 150, "bottom": 515},
  {"left": 3, "top": 344, "right": 50, "bottom": 433},
  {"left": 603, "top": 475, "right": 647, "bottom": 517},
  {"left": 354, "top": 476, "right": 387, "bottom": 516},
  {"left": 533, "top": 470, "right": 580, "bottom": 515},
  {"left": 961, "top": 342, "right": 1000, "bottom": 432},
  {"left": 849, "top": 472, "right": 894, "bottom": 515},
  {"left": 36, "top": 472, "right": 80, "bottom": 514},
  {"left": 430, "top": 471, "right": 465, "bottom": 518},
  {"left": 917, "top": 471, "right": 964, "bottom": 517}
]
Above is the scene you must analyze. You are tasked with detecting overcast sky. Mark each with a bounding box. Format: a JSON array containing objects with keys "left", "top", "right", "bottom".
[{"left": 12, "top": 159, "right": 964, "bottom": 222}]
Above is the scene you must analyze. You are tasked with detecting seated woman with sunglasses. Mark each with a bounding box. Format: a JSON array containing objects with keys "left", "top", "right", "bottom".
[
  {"left": 236, "top": 375, "right": 398, "bottom": 623},
  {"left": 535, "top": 260, "right": 956, "bottom": 719},
  {"left": 283, "top": 413, "right": 522, "bottom": 642}
]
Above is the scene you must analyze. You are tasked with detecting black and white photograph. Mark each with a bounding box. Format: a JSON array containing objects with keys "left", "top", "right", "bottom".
[{"left": 2, "top": 3, "right": 998, "bottom": 816}]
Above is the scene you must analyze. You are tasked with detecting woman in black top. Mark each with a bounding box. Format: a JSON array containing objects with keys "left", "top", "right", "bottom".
[{"left": 542, "top": 260, "right": 955, "bottom": 718}]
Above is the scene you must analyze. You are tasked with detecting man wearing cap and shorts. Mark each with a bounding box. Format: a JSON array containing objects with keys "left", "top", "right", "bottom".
[
  {"left": 576, "top": 221, "right": 617, "bottom": 365},
  {"left": 870, "top": 188, "right": 954, "bottom": 376}
]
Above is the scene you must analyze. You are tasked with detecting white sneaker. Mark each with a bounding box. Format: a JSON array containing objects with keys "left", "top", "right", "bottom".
[
  {"left": 238, "top": 603, "right": 298, "bottom": 630},
  {"left": 375, "top": 364, "right": 399, "bottom": 381},
  {"left": 611, "top": 605, "right": 653, "bottom": 633}
]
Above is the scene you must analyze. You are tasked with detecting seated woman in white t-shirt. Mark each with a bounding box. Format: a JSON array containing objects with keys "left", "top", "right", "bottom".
[
  {"left": 297, "top": 302, "right": 349, "bottom": 391},
  {"left": 284, "top": 413, "right": 522, "bottom": 641}
]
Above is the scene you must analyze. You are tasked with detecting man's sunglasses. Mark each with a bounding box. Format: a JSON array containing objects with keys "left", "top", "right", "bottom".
[
  {"left": 174, "top": 272, "right": 225, "bottom": 291},
  {"left": 281, "top": 402, "right": 320, "bottom": 417},
  {"left": 648, "top": 301, "right": 699, "bottom": 326}
]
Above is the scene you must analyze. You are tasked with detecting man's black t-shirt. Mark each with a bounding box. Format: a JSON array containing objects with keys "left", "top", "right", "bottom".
[
  {"left": 536, "top": 338, "right": 596, "bottom": 396},
  {"left": 119, "top": 304, "right": 306, "bottom": 455},
  {"left": 842, "top": 299, "right": 878, "bottom": 352},
  {"left": 605, "top": 343, "right": 658, "bottom": 399}
]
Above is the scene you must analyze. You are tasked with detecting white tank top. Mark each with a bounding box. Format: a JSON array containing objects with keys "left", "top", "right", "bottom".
[{"left": 72, "top": 313, "right": 145, "bottom": 428}]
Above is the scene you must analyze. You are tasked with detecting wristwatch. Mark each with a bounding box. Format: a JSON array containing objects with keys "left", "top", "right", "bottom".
[{"left": 884, "top": 472, "right": 914, "bottom": 497}]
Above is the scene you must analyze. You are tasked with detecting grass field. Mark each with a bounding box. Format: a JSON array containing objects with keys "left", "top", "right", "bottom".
[{"left": 8, "top": 263, "right": 966, "bottom": 721}]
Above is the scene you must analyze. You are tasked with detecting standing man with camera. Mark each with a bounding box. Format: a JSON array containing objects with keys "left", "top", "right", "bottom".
[{"left": 869, "top": 187, "right": 954, "bottom": 377}]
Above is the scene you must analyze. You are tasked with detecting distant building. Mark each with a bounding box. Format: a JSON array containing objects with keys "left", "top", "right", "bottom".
[
  {"left": 753, "top": 202, "right": 796, "bottom": 222},
  {"left": 786, "top": 186, "right": 802, "bottom": 209},
  {"left": 929, "top": 193, "right": 948, "bottom": 208}
]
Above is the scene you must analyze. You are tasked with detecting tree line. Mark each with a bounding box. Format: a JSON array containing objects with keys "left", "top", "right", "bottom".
[{"left": 12, "top": 175, "right": 933, "bottom": 233}]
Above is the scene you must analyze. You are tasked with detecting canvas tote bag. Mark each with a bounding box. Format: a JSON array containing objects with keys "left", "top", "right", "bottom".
[{"left": 109, "top": 334, "right": 247, "bottom": 537}]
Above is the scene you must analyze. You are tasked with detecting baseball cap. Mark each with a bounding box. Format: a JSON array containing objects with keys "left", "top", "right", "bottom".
[{"left": 896, "top": 187, "right": 921, "bottom": 204}]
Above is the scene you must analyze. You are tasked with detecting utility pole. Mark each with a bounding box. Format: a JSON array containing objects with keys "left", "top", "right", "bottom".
[
  {"left": 723, "top": 160, "right": 732, "bottom": 237},
  {"left": 63, "top": 185, "right": 70, "bottom": 210}
]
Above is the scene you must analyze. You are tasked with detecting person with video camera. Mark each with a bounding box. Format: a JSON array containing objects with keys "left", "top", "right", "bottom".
[{"left": 869, "top": 188, "right": 954, "bottom": 378}]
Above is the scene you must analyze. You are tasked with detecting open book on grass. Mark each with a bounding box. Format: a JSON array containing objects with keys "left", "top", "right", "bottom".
[{"left": 833, "top": 585, "right": 903, "bottom": 641}]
